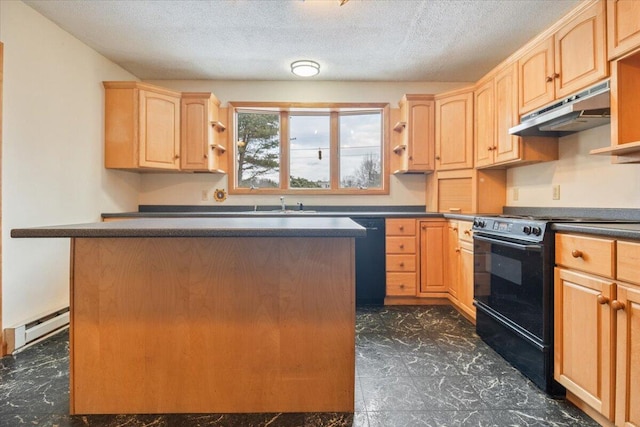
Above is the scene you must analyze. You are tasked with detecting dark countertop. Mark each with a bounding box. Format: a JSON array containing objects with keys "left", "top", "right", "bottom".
[
  {"left": 11, "top": 217, "right": 367, "bottom": 239},
  {"left": 101, "top": 211, "right": 446, "bottom": 219},
  {"left": 552, "top": 222, "right": 640, "bottom": 240}
]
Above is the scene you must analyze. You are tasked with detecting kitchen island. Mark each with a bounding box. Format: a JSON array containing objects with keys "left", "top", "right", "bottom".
[{"left": 12, "top": 217, "right": 365, "bottom": 415}]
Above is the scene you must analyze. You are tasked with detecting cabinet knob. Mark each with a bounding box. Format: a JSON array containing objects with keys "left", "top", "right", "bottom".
[
  {"left": 546, "top": 76, "right": 553, "bottom": 83},
  {"left": 464, "top": 230, "right": 471, "bottom": 235},
  {"left": 435, "top": 155, "right": 441, "bottom": 160},
  {"left": 455, "top": 247, "right": 461, "bottom": 253},
  {"left": 553, "top": 72, "right": 560, "bottom": 79},
  {"left": 597, "top": 294, "right": 609, "bottom": 305},
  {"left": 571, "top": 249, "right": 583, "bottom": 258},
  {"left": 204, "top": 154, "right": 208, "bottom": 159},
  {"left": 488, "top": 146, "right": 493, "bottom": 151},
  {"left": 400, "top": 284, "right": 405, "bottom": 289},
  {"left": 611, "top": 300, "right": 625, "bottom": 311},
  {"left": 399, "top": 262, "right": 405, "bottom": 267},
  {"left": 451, "top": 227, "right": 458, "bottom": 231},
  {"left": 409, "top": 156, "right": 413, "bottom": 160},
  {"left": 399, "top": 226, "right": 404, "bottom": 231},
  {"left": 399, "top": 244, "right": 404, "bottom": 249},
  {"left": 174, "top": 154, "right": 180, "bottom": 159}
]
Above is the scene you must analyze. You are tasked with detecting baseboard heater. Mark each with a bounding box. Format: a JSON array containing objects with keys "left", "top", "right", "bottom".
[{"left": 4, "top": 307, "right": 70, "bottom": 353}]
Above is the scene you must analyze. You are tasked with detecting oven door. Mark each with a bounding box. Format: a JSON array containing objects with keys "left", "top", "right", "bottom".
[{"left": 473, "top": 233, "right": 549, "bottom": 343}]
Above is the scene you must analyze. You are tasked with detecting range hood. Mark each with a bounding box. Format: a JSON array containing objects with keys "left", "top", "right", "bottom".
[{"left": 509, "top": 80, "right": 610, "bottom": 137}]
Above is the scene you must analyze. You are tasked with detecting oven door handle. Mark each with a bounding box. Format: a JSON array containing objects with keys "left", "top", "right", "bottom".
[{"left": 473, "top": 234, "right": 543, "bottom": 252}]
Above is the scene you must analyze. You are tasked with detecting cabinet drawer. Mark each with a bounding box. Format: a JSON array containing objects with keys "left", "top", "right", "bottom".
[
  {"left": 458, "top": 221, "right": 474, "bottom": 243},
  {"left": 618, "top": 240, "right": 640, "bottom": 285},
  {"left": 555, "top": 233, "right": 615, "bottom": 278},
  {"left": 386, "top": 273, "right": 417, "bottom": 296},
  {"left": 386, "top": 219, "right": 416, "bottom": 236},
  {"left": 386, "top": 254, "right": 416, "bottom": 272},
  {"left": 386, "top": 236, "right": 416, "bottom": 254}
]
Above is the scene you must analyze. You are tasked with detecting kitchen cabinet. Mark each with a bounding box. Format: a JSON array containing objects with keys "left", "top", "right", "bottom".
[
  {"left": 181, "top": 92, "right": 228, "bottom": 173},
  {"left": 518, "top": 0, "right": 607, "bottom": 114},
  {"left": 590, "top": 47, "right": 640, "bottom": 163},
  {"left": 554, "top": 267, "right": 615, "bottom": 421},
  {"left": 104, "top": 81, "right": 181, "bottom": 171},
  {"left": 607, "top": 0, "right": 640, "bottom": 60},
  {"left": 475, "top": 63, "right": 559, "bottom": 169},
  {"left": 392, "top": 94, "right": 435, "bottom": 173},
  {"left": 385, "top": 219, "right": 418, "bottom": 297},
  {"left": 446, "top": 220, "right": 475, "bottom": 321},
  {"left": 425, "top": 168, "right": 505, "bottom": 214},
  {"left": 418, "top": 220, "right": 447, "bottom": 295},
  {"left": 435, "top": 88, "right": 474, "bottom": 170},
  {"left": 555, "top": 233, "right": 640, "bottom": 426},
  {"left": 614, "top": 240, "right": 640, "bottom": 427},
  {"left": 445, "top": 221, "right": 460, "bottom": 299}
]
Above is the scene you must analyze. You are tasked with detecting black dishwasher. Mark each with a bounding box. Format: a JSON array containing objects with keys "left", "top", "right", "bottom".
[{"left": 350, "top": 217, "right": 386, "bottom": 306}]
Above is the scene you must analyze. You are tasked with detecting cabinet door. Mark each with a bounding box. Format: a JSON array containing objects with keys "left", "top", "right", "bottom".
[
  {"left": 407, "top": 100, "right": 435, "bottom": 172},
  {"left": 608, "top": 0, "right": 640, "bottom": 60},
  {"left": 554, "top": 267, "right": 615, "bottom": 420},
  {"left": 419, "top": 221, "right": 446, "bottom": 293},
  {"left": 445, "top": 222, "right": 460, "bottom": 298},
  {"left": 139, "top": 90, "right": 181, "bottom": 169},
  {"left": 554, "top": 0, "right": 607, "bottom": 98},
  {"left": 435, "top": 91, "right": 474, "bottom": 170},
  {"left": 518, "top": 37, "right": 555, "bottom": 114},
  {"left": 474, "top": 79, "right": 495, "bottom": 168},
  {"left": 181, "top": 96, "right": 209, "bottom": 171},
  {"left": 494, "top": 63, "right": 521, "bottom": 164},
  {"left": 615, "top": 283, "right": 640, "bottom": 427},
  {"left": 458, "top": 242, "right": 475, "bottom": 320}
]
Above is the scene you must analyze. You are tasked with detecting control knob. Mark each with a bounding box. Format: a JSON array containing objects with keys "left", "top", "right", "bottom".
[
  {"left": 531, "top": 226, "right": 542, "bottom": 236},
  {"left": 523, "top": 226, "right": 532, "bottom": 235},
  {"left": 473, "top": 219, "right": 486, "bottom": 228}
]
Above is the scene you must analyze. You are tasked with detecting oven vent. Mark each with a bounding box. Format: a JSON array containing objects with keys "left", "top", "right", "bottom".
[{"left": 4, "top": 306, "right": 69, "bottom": 354}]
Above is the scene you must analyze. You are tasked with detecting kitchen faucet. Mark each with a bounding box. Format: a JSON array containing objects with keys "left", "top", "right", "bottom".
[{"left": 280, "top": 196, "right": 286, "bottom": 211}]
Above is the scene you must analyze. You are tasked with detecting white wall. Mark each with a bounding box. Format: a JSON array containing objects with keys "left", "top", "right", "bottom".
[
  {"left": 1, "top": 1, "right": 140, "bottom": 328},
  {"left": 140, "top": 80, "right": 469, "bottom": 207},
  {"left": 507, "top": 124, "right": 640, "bottom": 208}
]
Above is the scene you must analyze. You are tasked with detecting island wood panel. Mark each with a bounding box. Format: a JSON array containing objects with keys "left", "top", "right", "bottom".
[{"left": 70, "top": 237, "right": 355, "bottom": 414}]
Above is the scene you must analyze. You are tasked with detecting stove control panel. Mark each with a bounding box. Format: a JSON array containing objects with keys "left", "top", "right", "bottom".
[{"left": 472, "top": 217, "right": 548, "bottom": 242}]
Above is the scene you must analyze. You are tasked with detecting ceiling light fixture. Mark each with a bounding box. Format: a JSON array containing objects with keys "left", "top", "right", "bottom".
[{"left": 291, "top": 60, "right": 320, "bottom": 77}]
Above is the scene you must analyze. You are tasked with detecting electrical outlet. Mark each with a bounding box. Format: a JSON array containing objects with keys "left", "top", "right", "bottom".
[
  {"left": 513, "top": 187, "right": 519, "bottom": 201},
  {"left": 201, "top": 190, "right": 208, "bottom": 201},
  {"left": 552, "top": 184, "right": 561, "bottom": 200}
]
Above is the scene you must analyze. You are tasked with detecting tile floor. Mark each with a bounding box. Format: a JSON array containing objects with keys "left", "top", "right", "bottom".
[{"left": 0, "top": 305, "right": 598, "bottom": 426}]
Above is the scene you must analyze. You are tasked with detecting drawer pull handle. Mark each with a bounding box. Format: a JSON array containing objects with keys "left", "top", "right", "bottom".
[
  {"left": 399, "top": 262, "right": 405, "bottom": 267},
  {"left": 455, "top": 247, "right": 461, "bottom": 253},
  {"left": 399, "top": 226, "right": 404, "bottom": 231},
  {"left": 597, "top": 294, "right": 609, "bottom": 305},
  {"left": 399, "top": 244, "right": 404, "bottom": 249},
  {"left": 464, "top": 230, "right": 471, "bottom": 235},
  {"left": 545, "top": 76, "right": 553, "bottom": 83},
  {"left": 612, "top": 300, "right": 625, "bottom": 311},
  {"left": 400, "top": 284, "right": 405, "bottom": 289},
  {"left": 571, "top": 249, "right": 583, "bottom": 258}
]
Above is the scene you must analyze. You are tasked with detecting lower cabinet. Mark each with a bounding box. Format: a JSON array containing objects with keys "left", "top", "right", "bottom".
[
  {"left": 445, "top": 220, "right": 475, "bottom": 321},
  {"left": 418, "top": 220, "right": 447, "bottom": 295},
  {"left": 555, "top": 234, "right": 640, "bottom": 427},
  {"left": 385, "top": 219, "right": 418, "bottom": 297}
]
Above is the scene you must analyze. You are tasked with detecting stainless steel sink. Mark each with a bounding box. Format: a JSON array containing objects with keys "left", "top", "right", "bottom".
[{"left": 241, "top": 210, "right": 317, "bottom": 214}]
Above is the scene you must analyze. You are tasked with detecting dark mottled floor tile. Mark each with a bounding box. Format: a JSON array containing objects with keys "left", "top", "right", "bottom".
[
  {"left": 355, "top": 333, "right": 396, "bottom": 355},
  {"left": 367, "top": 410, "right": 433, "bottom": 427},
  {"left": 443, "top": 348, "right": 516, "bottom": 377},
  {"left": 467, "top": 375, "right": 552, "bottom": 410},
  {"left": 360, "top": 377, "right": 427, "bottom": 412},
  {"left": 356, "top": 350, "right": 410, "bottom": 377},
  {"left": 413, "top": 376, "right": 488, "bottom": 411},
  {"left": 402, "top": 348, "right": 459, "bottom": 377},
  {"left": 494, "top": 407, "right": 600, "bottom": 427},
  {"left": 429, "top": 410, "right": 497, "bottom": 427}
]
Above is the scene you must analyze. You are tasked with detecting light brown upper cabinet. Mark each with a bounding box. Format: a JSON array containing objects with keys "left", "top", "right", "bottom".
[
  {"left": 392, "top": 94, "right": 435, "bottom": 173},
  {"left": 607, "top": 0, "right": 640, "bottom": 60},
  {"left": 104, "top": 82, "right": 181, "bottom": 171},
  {"left": 435, "top": 88, "right": 474, "bottom": 171},
  {"left": 181, "top": 92, "right": 227, "bottom": 173},
  {"left": 518, "top": 0, "right": 607, "bottom": 114},
  {"left": 475, "top": 64, "right": 558, "bottom": 169}
]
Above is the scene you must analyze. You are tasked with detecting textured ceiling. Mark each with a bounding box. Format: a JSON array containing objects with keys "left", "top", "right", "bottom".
[{"left": 24, "top": 0, "right": 580, "bottom": 82}]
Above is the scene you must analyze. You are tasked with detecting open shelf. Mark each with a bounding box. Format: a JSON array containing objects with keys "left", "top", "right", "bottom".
[
  {"left": 211, "top": 121, "right": 227, "bottom": 132},
  {"left": 393, "top": 121, "right": 406, "bottom": 132},
  {"left": 590, "top": 140, "right": 640, "bottom": 156},
  {"left": 392, "top": 144, "right": 407, "bottom": 154},
  {"left": 211, "top": 143, "right": 227, "bottom": 153}
]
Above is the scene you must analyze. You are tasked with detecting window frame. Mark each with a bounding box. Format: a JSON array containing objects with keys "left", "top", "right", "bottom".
[{"left": 228, "top": 102, "right": 390, "bottom": 195}]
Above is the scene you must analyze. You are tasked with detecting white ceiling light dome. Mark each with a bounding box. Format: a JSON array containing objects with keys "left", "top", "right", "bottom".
[{"left": 291, "top": 60, "right": 320, "bottom": 77}]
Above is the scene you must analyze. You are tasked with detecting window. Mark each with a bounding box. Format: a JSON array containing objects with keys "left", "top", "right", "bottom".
[{"left": 229, "top": 103, "right": 389, "bottom": 194}]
